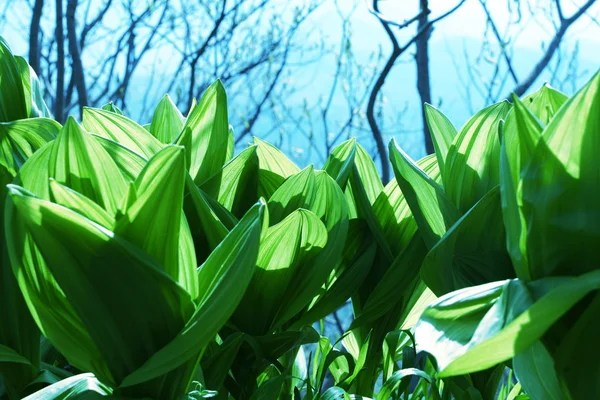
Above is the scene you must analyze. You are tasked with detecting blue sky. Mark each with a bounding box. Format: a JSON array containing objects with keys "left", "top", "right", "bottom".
[{"left": 2, "top": 0, "right": 599, "bottom": 162}]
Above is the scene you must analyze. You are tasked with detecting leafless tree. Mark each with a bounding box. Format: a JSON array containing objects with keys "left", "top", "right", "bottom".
[
  {"left": 463, "top": 0, "right": 598, "bottom": 105},
  {"left": 367, "top": 0, "right": 466, "bottom": 182}
]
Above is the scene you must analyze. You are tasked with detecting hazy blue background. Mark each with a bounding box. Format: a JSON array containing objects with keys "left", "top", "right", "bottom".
[{"left": 2, "top": 0, "right": 599, "bottom": 165}]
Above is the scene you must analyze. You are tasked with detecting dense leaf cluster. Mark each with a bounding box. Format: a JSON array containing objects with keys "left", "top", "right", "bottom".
[{"left": 1, "top": 36, "right": 599, "bottom": 400}]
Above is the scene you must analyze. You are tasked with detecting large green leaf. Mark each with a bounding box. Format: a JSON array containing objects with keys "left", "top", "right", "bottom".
[
  {"left": 0, "top": 36, "right": 27, "bottom": 122},
  {"left": 500, "top": 96, "right": 543, "bottom": 282},
  {"left": 415, "top": 269, "right": 600, "bottom": 377},
  {"left": 183, "top": 80, "right": 229, "bottom": 184},
  {"left": 444, "top": 101, "right": 512, "bottom": 213},
  {"left": 81, "top": 108, "right": 163, "bottom": 158},
  {"left": 200, "top": 145, "right": 259, "bottom": 218},
  {"left": 7, "top": 185, "right": 196, "bottom": 390},
  {"left": 521, "top": 84, "right": 568, "bottom": 125},
  {"left": 114, "top": 145, "right": 198, "bottom": 298},
  {"left": 324, "top": 138, "right": 357, "bottom": 188},
  {"left": 424, "top": 103, "right": 457, "bottom": 174},
  {"left": 120, "top": 201, "right": 265, "bottom": 387},
  {"left": 513, "top": 341, "right": 565, "bottom": 400},
  {"left": 254, "top": 137, "right": 300, "bottom": 199},
  {"left": 521, "top": 71, "right": 600, "bottom": 278},
  {"left": 233, "top": 209, "right": 327, "bottom": 335},
  {"left": 23, "top": 373, "right": 112, "bottom": 400},
  {"left": 389, "top": 139, "right": 459, "bottom": 249},
  {"left": 150, "top": 94, "right": 185, "bottom": 143},
  {"left": 14, "top": 56, "right": 51, "bottom": 119},
  {"left": 0, "top": 118, "right": 58, "bottom": 176},
  {"left": 420, "top": 186, "right": 514, "bottom": 296},
  {"left": 48, "top": 118, "right": 127, "bottom": 215}
]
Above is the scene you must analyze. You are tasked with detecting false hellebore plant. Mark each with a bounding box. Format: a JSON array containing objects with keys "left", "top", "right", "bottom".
[{"left": 392, "top": 70, "right": 600, "bottom": 400}]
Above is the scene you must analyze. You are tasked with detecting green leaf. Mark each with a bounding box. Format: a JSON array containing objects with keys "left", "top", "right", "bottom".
[
  {"left": 323, "top": 138, "right": 357, "bottom": 188},
  {"left": 115, "top": 145, "right": 198, "bottom": 298},
  {"left": 101, "top": 102, "right": 124, "bottom": 115},
  {"left": 48, "top": 118, "right": 128, "bottom": 215},
  {"left": 233, "top": 209, "right": 327, "bottom": 335},
  {"left": 200, "top": 145, "right": 259, "bottom": 218},
  {"left": 49, "top": 179, "right": 115, "bottom": 229},
  {"left": 184, "top": 80, "right": 229, "bottom": 184},
  {"left": 444, "top": 101, "right": 512, "bottom": 212},
  {"left": 150, "top": 94, "right": 185, "bottom": 143},
  {"left": 291, "top": 219, "right": 375, "bottom": 329},
  {"left": 521, "top": 83, "right": 568, "bottom": 125},
  {"left": 0, "top": 36, "right": 27, "bottom": 122},
  {"left": 120, "top": 201, "right": 265, "bottom": 387},
  {"left": 513, "top": 341, "right": 566, "bottom": 400},
  {"left": 424, "top": 103, "right": 457, "bottom": 174},
  {"left": 500, "top": 95, "right": 543, "bottom": 281},
  {"left": 15, "top": 56, "right": 51, "bottom": 119},
  {"left": 319, "top": 387, "right": 351, "bottom": 400},
  {"left": 389, "top": 139, "right": 460, "bottom": 249},
  {"left": 521, "top": 71, "right": 600, "bottom": 278},
  {"left": 376, "top": 368, "right": 431, "bottom": 400},
  {"left": 0, "top": 118, "right": 59, "bottom": 176},
  {"left": 421, "top": 186, "right": 514, "bottom": 296},
  {"left": 254, "top": 137, "right": 300, "bottom": 198},
  {"left": 91, "top": 134, "right": 146, "bottom": 182},
  {"left": 553, "top": 291, "right": 600, "bottom": 400},
  {"left": 81, "top": 107, "right": 163, "bottom": 158},
  {"left": 22, "top": 373, "right": 112, "bottom": 400},
  {"left": 0, "top": 344, "right": 34, "bottom": 366},
  {"left": 416, "top": 269, "right": 600, "bottom": 377},
  {"left": 8, "top": 185, "right": 196, "bottom": 388}
]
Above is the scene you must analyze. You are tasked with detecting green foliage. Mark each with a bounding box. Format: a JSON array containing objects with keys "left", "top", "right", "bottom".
[{"left": 1, "top": 34, "right": 599, "bottom": 400}]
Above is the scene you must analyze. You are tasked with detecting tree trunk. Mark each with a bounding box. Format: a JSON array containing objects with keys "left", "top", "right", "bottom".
[
  {"left": 66, "top": 0, "right": 89, "bottom": 116},
  {"left": 55, "top": 0, "right": 65, "bottom": 122},
  {"left": 415, "top": 0, "right": 434, "bottom": 155},
  {"left": 28, "top": 0, "right": 44, "bottom": 74}
]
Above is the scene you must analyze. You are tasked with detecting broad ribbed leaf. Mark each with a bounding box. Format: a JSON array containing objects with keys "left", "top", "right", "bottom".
[
  {"left": 0, "top": 36, "right": 27, "bottom": 122},
  {"left": 5, "top": 183, "right": 107, "bottom": 383},
  {"left": 416, "top": 269, "right": 600, "bottom": 377},
  {"left": 351, "top": 235, "right": 427, "bottom": 329},
  {"left": 500, "top": 96, "right": 543, "bottom": 281},
  {"left": 376, "top": 368, "right": 431, "bottom": 400},
  {"left": 184, "top": 177, "right": 232, "bottom": 264},
  {"left": 183, "top": 80, "right": 229, "bottom": 184},
  {"left": 513, "top": 341, "right": 565, "bottom": 400},
  {"left": 444, "top": 101, "right": 512, "bottom": 212},
  {"left": 521, "top": 84, "right": 568, "bottom": 125},
  {"left": 200, "top": 145, "right": 259, "bottom": 218},
  {"left": 49, "top": 179, "right": 115, "bottom": 229},
  {"left": 254, "top": 137, "right": 300, "bottom": 198},
  {"left": 421, "top": 186, "right": 514, "bottom": 296},
  {"left": 424, "top": 103, "right": 457, "bottom": 174},
  {"left": 150, "top": 94, "right": 184, "bottom": 143},
  {"left": 23, "top": 373, "right": 112, "bottom": 400},
  {"left": 233, "top": 209, "right": 327, "bottom": 335},
  {"left": 389, "top": 139, "right": 459, "bottom": 249},
  {"left": 49, "top": 118, "right": 127, "bottom": 215},
  {"left": 115, "top": 146, "right": 198, "bottom": 297},
  {"left": 81, "top": 108, "right": 163, "bottom": 157},
  {"left": 290, "top": 219, "right": 375, "bottom": 329},
  {"left": 0, "top": 118, "right": 59, "bottom": 176},
  {"left": 522, "top": 71, "right": 600, "bottom": 278},
  {"left": 14, "top": 56, "right": 51, "bottom": 118},
  {"left": 101, "top": 102, "right": 124, "bottom": 115},
  {"left": 120, "top": 201, "right": 265, "bottom": 387},
  {"left": 323, "top": 138, "right": 357, "bottom": 188},
  {"left": 8, "top": 186, "right": 195, "bottom": 389},
  {"left": 91, "top": 134, "right": 146, "bottom": 182},
  {"left": 267, "top": 166, "right": 316, "bottom": 225}
]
